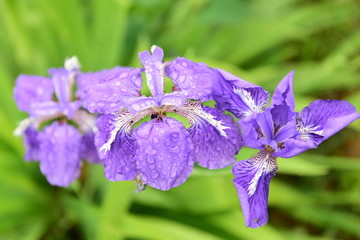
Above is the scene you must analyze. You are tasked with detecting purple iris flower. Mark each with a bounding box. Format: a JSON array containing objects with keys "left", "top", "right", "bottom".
[
  {"left": 229, "top": 71, "right": 360, "bottom": 228},
  {"left": 81, "top": 46, "right": 243, "bottom": 191},
  {"left": 14, "top": 57, "right": 100, "bottom": 187}
]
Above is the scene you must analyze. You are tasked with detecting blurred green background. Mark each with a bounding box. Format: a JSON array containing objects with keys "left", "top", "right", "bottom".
[{"left": 1, "top": 0, "right": 360, "bottom": 239}]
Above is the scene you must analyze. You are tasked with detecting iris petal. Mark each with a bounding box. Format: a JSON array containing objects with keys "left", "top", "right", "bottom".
[
  {"left": 23, "top": 126, "right": 40, "bottom": 161},
  {"left": 38, "top": 122, "right": 82, "bottom": 187},
  {"left": 134, "top": 117, "right": 194, "bottom": 191},
  {"left": 277, "top": 100, "right": 360, "bottom": 158},
  {"left": 165, "top": 58, "right": 216, "bottom": 101},
  {"left": 189, "top": 107, "right": 242, "bottom": 169},
  {"left": 139, "top": 46, "right": 165, "bottom": 101},
  {"left": 14, "top": 75, "right": 54, "bottom": 114},
  {"left": 232, "top": 150, "right": 278, "bottom": 228},
  {"left": 80, "top": 67, "right": 142, "bottom": 114},
  {"left": 95, "top": 114, "right": 138, "bottom": 181},
  {"left": 270, "top": 71, "right": 295, "bottom": 110}
]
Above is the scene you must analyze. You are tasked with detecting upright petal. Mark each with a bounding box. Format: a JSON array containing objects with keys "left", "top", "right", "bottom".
[
  {"left": 48, "top": 68, "right": 73, "bottom": 104},
  {"left": 38, "top": 122, "right": 82, "bottom": 187},
  {"left": 80, "top": 67, "right": 142, "bottom": 114},
  {"left": 14, "top": 75, "right": 54, "bottom": 113},
  {"left": 232, "top": 150, "right": 278, "bottom": 228},
  {"left": 139, "top": 46, "right": 164, "bottom": 101},
  {"left": 134, "top": 117, "right": 194, "bottom": 191},
  {"left": 165, "top": 58, "right": 216, "bottom": 101},
  {"left": 188, "top": 107, "right": 242, "bottom": 169},
  {"left": 270, "top": 71, "right": 295, "bottom": 109}
]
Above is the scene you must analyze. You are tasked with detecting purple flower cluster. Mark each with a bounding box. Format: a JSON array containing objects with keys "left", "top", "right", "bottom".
[{"left": 14, "top": 46, "right": 360, "bottom": 227}]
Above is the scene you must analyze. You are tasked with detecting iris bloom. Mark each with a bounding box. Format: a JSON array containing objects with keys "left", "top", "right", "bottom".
[
  {"left": 226, "top": 71, "right": 360, "bottom": 228},
  {"left": 14, "top": 57, "right": 100, "bottom": 187},
  {"left": 81, "top": 46, "right": 243, "bottom": 191}
]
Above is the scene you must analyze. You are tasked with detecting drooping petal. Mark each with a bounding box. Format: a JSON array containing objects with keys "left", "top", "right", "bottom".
[
  {"left": 37, "top": 122, "right": 82, "bottom": 187},
  {"left": 139, "top": 46, "right": 164, "bottom": 101},
  {"left": 270, "top": 71, "right": 295, "bottom": 110},
  {"left": 23, "top": 126, "right": 40, "bottom": 161},
  {"left": 188, "top": 107, "right": 242, "bottom": 169},
  {"left": 103, "top": 132, "right": 138, "bottom": 181},
  {"left": 276, "top": 100, "right": 360, "bottom": 158},
  {"left": 232, "top": 150, "right": 278, "bottom": 228},
  {"left": 14, "top": 75, "right": 54, "bottom": 113},
  {"left": 213, "top": 68, "right": 268, "bottom": 118},
  {"left": 95, "top": 113, "right": 138, "bottom": 181},
  {"left": 80, "top": 67, "right": 142, "bottom": 114},
  {"left": 134, "top": 117, "right": 194, "bottom": 191},
  {"left": 165, "top": 57, "right": 216, "bottom": 101},
  {"left": 81, "top": 132, "right": 102, "bottom": 164}
]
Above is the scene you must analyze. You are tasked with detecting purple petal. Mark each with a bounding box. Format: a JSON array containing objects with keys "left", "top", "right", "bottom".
[
  {"left": 134, "top": 117, "right": 194, "bottom": 191},
  {"left": 277, "top": 100, "right": 360, "bottom": 158},
  {"left": 189, "top": 107, "right": 243, "bottom": 169},
  {"left": 213, "top": 68, "right": 268, "bottom": 118},
  {"left": 103, "top": 132, "right": 138, "bottom": 181},
  {"left": 300, "top": 100, "right": 360, "bottom": 140},
  {"left": 160, "top": 92, "right": 188, "bottom": 107},
  {"left": 126, "top": 96, "right": 157, "bottom": 114},
  {"left": 139, "top": 46, "right": 164, "bottom": 100},
  {"left": 232, "top": 150, "right": 278, "bottom": 228},
  {"left": 29, "top": 101, "right": 61, "bottom": 118},
  {"left": 95, "top": 114, "right": 138, "bottom": 181},
  {"left": 23, "top": 126, "right": 40, "bottom": 161},
  {"left": 38, "top": 122, "right": 82, "bottom": 187},
  {"left": 81, "top": 132, "right": 102, "bottom": 164},
  {"left": 80, "top": 67, "right": 142, "bottom": 114},
  {"left": 270, "top": 71, "right": 295, "bottom": 110},
  {"left": 48, "top": 68, "right": 73, "bottom": 104},
  {"left": 165, "top": 57, "right": 216, "bottom": 101},
  {"left": 215, "top": 68, "right": 259, "bottom": 88},
  {"left": 14, "top": 75, "right": 54, "bottom": 113}
]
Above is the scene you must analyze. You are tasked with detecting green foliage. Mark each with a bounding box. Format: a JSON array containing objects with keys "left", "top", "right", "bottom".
[{"left": 0, "top": 0, "right": 359, "bottom": 239}]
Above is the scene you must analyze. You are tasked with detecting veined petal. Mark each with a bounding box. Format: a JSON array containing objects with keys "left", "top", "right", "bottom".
[
  {"left": 80, "top": 67, "right": 142, "bottom": 114},
  {"left": 189, "top": 107, "right": 243, "bottom": 169},
  {"left": 277, "top": 100, "right": 360, "bottom": 158},
  {"left": 167, "top": 101, "right": 230, "bottom": 137},
  {"left": 232, "top": 150, "right": 278, "bottom": 228},
  {"left": 134, "top": 117, "right": 194, "bottom": 191},
  {"left": 38, "top": 122, "right": 82, "bottom": 187},
  {"left": 213, "top": 68, "right": 268, "bottom": 118},
  {"left": 14, "top": 75, "right": 54, "bottom": 113},
  {"left": 23, "top": 126, "right": 40, "bottom": 161},
  {"left": 103, "top": 131, "right": 138, "bottom": 181},
  {"left": 232, "top": 87, "right": 269, "bottom": 118},
  {"left": 139, "top": 45, "right": 164, "bottom": 100},
  {"left": 165, "top": 57, "right": 216, "bottom": 101},
  {"left": 30, "top": 101, "right": 61, "bottom": 118},
  {"left": 97, "top": 109, "right": 155, "bottom": 155},
  {"left": 299, "top": 100, "right": 360, "bottom": 141},
  {"left": 270, "top": 71, "right": 295, "bottom": 110}
]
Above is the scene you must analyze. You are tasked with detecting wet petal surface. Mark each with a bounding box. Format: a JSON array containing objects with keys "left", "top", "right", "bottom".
[
  {"left": 38, "top": 122, "right": 82, "bottom": 187},
  {"left": 134, "top": 117, "right": 194, "bottom": 191}
]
